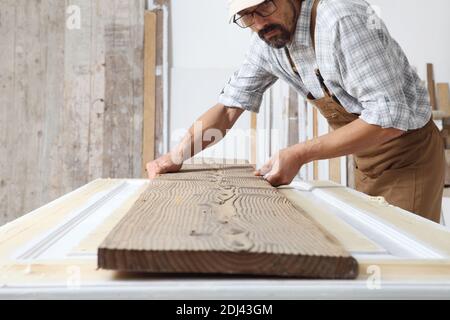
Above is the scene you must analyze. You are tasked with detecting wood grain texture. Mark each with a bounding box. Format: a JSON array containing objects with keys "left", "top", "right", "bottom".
[
  {"left": 0, "top": 0, "right": 17, "bottom": 223},
  {"left": 143, "top": 11, "right": 157, "bottom": 176},
  {"left": 98, "top": 165, "right": 358, "bottom": 279},
  {"left": 63, "top": 0, "right": 92, "bottom": 193},
  {"left": 42, "top": 0, "right": 68, "bottom": 202},
  {"left": 287, "top": 86, "right": 299, "bottom": 147},
  {"left": 437, "top": 83, "right": 450, "bottom": 114},
  {"left": 346, "top": 155, "right": 356, "bottom": 188},
  {"left": 154, "top": 7, "right": 166, "bottom": 158},
  {"left": 443, "top": 119, "right": 450, "bottom": 149},
  {"left": 328, "top": 126, "right": 341, "bottom": 184},
  {"left": 329, "top": 157, "right": 341, "bottom": 184},
  {"left": 103, "top": 0, "right": 145, "bottom": 179},
  {"left": 0, "top": 0, "right": 146, "bottom": 226},
  {"left": 88, "top": 0, "right": 107, "bottom": 181},
  {"left": 0, "top": 0, "right": 66, "bottom": 224}
]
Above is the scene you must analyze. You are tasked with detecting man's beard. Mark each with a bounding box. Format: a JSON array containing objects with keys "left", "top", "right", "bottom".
[{"left": 258, "top": 24, "right": 292, "bottom": 49}]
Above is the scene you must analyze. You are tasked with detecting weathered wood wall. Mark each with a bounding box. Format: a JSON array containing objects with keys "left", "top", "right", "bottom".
[{"left": 0, "top": 0, "right": 146, "bottom": 225}]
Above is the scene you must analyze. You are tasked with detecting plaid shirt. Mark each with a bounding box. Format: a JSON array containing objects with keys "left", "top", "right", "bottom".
[{"left": 218, "top": 0, "right": 431, "bottom": 131}]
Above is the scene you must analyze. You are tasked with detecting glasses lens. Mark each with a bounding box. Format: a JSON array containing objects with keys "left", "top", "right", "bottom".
[
  {"left": 236, "top": 14, "right": 254, "bottom": 28},
  {"left": 234, "top": 1, "right": 277, "bottom": 28}
]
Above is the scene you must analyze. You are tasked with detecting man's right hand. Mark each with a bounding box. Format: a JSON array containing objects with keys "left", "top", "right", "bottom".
[
  {"left": 145, "top": 104, "right": 243, "bottom": 180},
  {"left": 146, "top": 153, "right": 182, "bottom": 179}
]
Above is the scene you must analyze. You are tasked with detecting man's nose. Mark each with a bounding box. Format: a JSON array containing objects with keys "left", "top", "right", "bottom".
[{"left": 253, "top": 14, "right": 269, "bottom": 30}]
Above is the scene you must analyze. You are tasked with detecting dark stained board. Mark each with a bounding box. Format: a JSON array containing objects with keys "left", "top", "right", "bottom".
[{"left": 98, "top": 164, "right": 358, "bottom": 279}]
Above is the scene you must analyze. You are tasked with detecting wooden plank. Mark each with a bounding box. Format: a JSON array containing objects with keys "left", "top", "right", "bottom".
[
  {"left": 154, "top": 8, "right": 166, "bottom": 158},
  {"left": 87, "top": 0, "right": 107, "bottom": 181},
  {"left": 328, "top": 127, "right": 341, "bottom": 184},
  {"left": 103, "top": 0, "right": 145, "bottom": 179},
  {"left": 432, "top": 110, "right": 450, "bottom": 120},
  {"left": 441, "top": 120, "right": 450, "bottom": 149},
  {"left": 142, "top": 11, "right": 157, "bottom": 176},
  {"left": 329, "top": 157, "right": 341, "bottom": 184},
  {"left": 287, "top": 87, "right": 299, "bottom": 147},
  {"left": 40, "top": 0, "right": 66, "bottom": 203},
  {"left": 98, "top": 165, "right": 358, "bottom": 279},
  {"left": 8, "top": 0, "right": 52, "bottom": 224},
  {"left": 62, "top": 0, "right": 92, "bottom": 193},
  {"left": 346, "top": 155, "right": 356, "bottom": 188},
  {"left": 437, "top": 83, "right": 450, "bottom": 114},
  {"left": 85, "top": 185, "right": 385, "bottom": 256},
  {"left": 129, "top": 1, "right": 146, "bottom": 178},
  {"left": 10, "top": 0, "right": 29, "bottom": 221},
  {"left": 427, "top": 63, "right": 437, "bottom": 110},
  {"left": 0, "top": 0, "right": 16, "bottom": 225},
  {"left": 147, "top": 1, "right": 170, "bottom": 158}
]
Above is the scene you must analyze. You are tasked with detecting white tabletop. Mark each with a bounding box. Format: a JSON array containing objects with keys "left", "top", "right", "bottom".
[{"left": 1, "top": 179, "right": 449, "bottom": 299}]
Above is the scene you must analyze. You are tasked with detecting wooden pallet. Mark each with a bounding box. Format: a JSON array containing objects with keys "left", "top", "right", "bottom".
[{"left": 98, "top": 164, "right": 358, "bottom": 279}]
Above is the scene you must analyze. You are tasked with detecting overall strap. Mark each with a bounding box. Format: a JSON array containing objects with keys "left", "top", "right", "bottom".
[
  {"left": 310, "top": 0, "right": 336, "bottom": 99},
  {"left": 310, "top": 0, "right": 320, "bottom": 52}
]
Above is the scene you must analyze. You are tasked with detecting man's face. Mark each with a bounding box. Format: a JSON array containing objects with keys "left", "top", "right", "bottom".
[{"left": 239, "top": 0, "right": 300, "bottom": 49}]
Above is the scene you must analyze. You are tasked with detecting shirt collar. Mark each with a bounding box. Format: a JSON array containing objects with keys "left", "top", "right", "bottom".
[{"left": 288, "top": 0, "right": 315, "bottom": 50}]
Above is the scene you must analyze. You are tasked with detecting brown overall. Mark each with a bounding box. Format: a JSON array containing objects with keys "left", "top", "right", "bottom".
[{"left": 291, "top": 0, "right": 445, "bottom": 222}]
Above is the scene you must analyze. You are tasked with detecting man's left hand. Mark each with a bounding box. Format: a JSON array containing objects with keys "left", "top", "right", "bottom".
[{"left": 254, "top": 145, "right": 304, "bottom": 187}]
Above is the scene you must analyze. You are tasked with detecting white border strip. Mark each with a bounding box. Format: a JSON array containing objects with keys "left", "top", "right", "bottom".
[
  {"left": 13, "top": 181, "right": 146, "bottom": 261},
  {"left": 311, "top": 188, "right": 444, "bottom": 259}
]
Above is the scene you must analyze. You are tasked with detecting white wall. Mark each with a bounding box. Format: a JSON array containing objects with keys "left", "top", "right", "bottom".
[
  {"left": 368, "top": 0, "right": 450, "bottom": 83},
  {"left": 168, "top": 0, "right": 450, "bottom": 162},
  {"left": 169, "top": 0, "right": 252, "bottom": 161}
]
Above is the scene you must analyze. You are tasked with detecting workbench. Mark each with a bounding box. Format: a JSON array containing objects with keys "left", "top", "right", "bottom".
[{"left": 1, "top": 179, "right": 449, "bottom": 299}]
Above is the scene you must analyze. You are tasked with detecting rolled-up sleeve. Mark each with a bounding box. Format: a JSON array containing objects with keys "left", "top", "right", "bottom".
[
  {"left": 218, "top": 36, "right": 278, "bottom": 113},
  {"left": 332, "top": 15, "right": 420, "bottom": 131}
]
